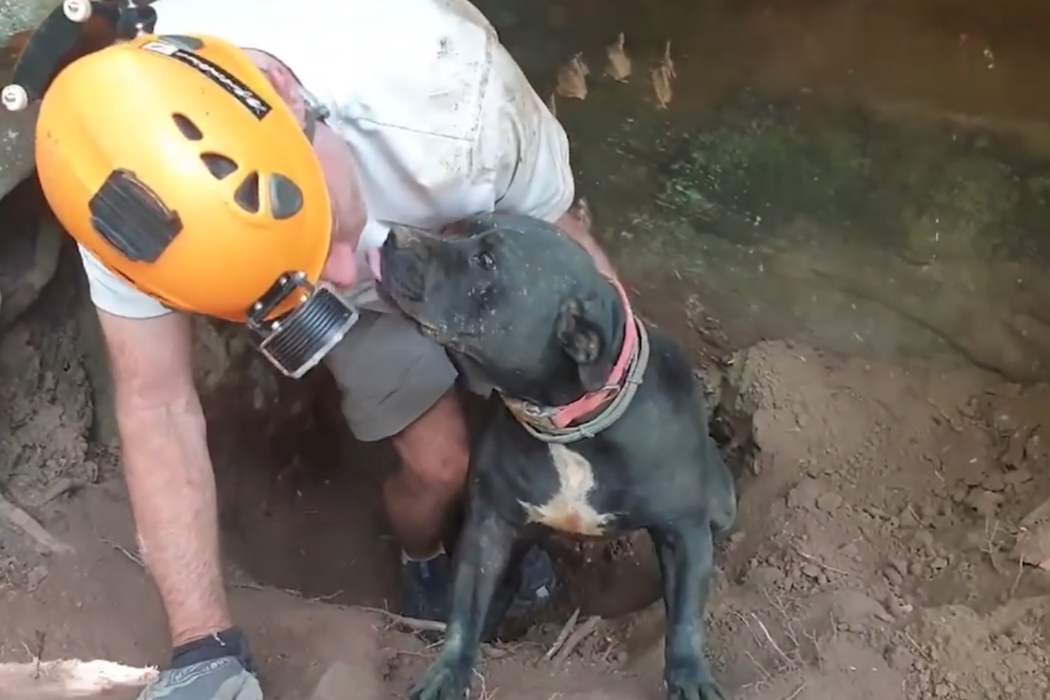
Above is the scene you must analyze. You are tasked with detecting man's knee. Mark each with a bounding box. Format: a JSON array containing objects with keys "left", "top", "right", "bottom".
[
  {"left": 392, "top": 389, "right": 470, "bottom": 490},
  {"left": 324, "top": 311, "right": 459, "bottom": 442}
]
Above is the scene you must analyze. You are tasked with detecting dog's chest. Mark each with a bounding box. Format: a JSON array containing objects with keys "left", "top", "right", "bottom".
[{"left": 517, "top": 444, "right": 614, "bottom": 536}]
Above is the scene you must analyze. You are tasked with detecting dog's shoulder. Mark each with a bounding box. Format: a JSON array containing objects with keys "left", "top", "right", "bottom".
[{"left": 639, "top": 324, "right": 703, "bottom": 409}]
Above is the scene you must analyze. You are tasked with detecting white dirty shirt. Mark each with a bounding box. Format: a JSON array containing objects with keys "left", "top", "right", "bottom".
[{"left": 78, "top": 0, "right": 574, "bottom": 319}]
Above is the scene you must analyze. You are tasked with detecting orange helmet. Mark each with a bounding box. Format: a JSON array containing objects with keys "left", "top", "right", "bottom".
[{"left": 34, "top": 32, "right": 333, "bottom": 323}]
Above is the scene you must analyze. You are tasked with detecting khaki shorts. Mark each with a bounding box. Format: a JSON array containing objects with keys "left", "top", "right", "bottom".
[{"left": 323, "top": 310, "right": 462, "bottom": 442}]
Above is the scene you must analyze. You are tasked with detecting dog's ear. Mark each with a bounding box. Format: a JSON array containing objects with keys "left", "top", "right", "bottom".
[{"left": 556, "top": 296, "right": 614, "bottom": 392}]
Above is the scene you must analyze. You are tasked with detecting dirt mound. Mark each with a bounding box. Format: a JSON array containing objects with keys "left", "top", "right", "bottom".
[{"left": 2, "top": 277, "right": 1050, "bottom": 700}]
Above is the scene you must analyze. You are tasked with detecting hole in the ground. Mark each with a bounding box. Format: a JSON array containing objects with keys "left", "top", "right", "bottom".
[
  {"left": 0, "top": 179, "right": 748, "bottom": 629},
  {"left": 205, "top": 376, "right": 667, "bottom": 621}
]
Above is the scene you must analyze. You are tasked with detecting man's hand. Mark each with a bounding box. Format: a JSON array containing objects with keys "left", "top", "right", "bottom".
[
  {"left": 139, "top": 658, "right": 261, "bottom": 700},
  {"left": 553, "top": 198, "right": 617, "bottom": 279},
  {"left": 138, "top": 629, "right": 262, "bottom": 700}
]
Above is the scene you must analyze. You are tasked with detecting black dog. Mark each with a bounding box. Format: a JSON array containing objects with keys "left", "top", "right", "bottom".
[{"left": 376, "top": 214, "right": 736, "bottom": 700}]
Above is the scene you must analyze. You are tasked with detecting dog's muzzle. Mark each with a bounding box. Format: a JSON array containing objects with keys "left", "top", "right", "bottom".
[{"left": 247, "top": 272, "right": 359, "bottom": 379}]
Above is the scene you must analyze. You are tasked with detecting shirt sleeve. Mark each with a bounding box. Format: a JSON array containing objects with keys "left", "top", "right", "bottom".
[
  {"left": 77, "top": 245, "right": 173, "bottom": 319},
  {"left": 480, "top": 41, "right": 575, "bottom": 223}
]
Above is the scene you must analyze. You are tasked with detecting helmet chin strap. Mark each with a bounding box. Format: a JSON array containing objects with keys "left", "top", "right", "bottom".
[{"left": 299, "top": 86, "right": 330, "bottom": 143}]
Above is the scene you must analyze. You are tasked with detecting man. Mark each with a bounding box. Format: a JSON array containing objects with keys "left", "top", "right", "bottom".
[{"left": 32, "top": 0, "right": 614, "bottom": 698}]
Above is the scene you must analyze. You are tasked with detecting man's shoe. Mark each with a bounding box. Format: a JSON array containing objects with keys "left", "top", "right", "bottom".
[
  {"left": 400, "top": 551, "right": 454, "bottom": 623},
  {"left": 400, "top": 545, "right": 558, "bottom": 638},
  {"left": 507, "top": 545, "right": 557, "bottom": 616}
]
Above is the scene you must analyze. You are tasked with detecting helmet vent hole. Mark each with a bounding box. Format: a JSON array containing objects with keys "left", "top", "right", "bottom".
[
  {"left": 269, "top": 174, "right": 304, "bottom": 220},
  {"left": 172, "top": 113, "right": 203, "bottom": 141},
  {"left": 201, "top": 153, "right": 238, "bottom": 180},
  {"left": 234, "top": 171, "right": 261, "bottom": 213}
]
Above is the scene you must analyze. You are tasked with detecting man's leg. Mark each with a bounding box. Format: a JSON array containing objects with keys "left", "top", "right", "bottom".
[
  {"left": 324, "top": 311, "right": 555, "bottom": 621},
  {"left": 386, "top": 388, "right": 468, "bottom": 558}
]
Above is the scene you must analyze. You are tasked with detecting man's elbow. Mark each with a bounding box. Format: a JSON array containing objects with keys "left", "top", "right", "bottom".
[{"left": 99, "top": 311, "right": 201, "bottom": 425}]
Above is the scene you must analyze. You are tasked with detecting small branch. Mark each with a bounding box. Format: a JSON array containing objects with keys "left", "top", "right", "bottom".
[
  {"left": 359, "top": 607, "right": 447, "bottom": 633},
  {"left": 0, "top": 489, "right": 73, "bottom": 555},
  {"left": 551, "top": 616, "right": 602, "bottom": 664},
  {"left": 545, "top": 608, "right": 580, "bottom": 661},
  {"left": 100, "top": 538, "right": 145, "bottom": 568}
]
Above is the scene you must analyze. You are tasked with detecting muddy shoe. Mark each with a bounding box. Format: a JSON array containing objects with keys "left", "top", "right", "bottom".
[
  {"left": 507, "top": 545, "right": 557, "bottom": 616},
  {"left": 400, "top": 546, "right": 557, "bottom": 632},
  {"left": 400, "top": 552, "right": 454, "bottom": 624}
]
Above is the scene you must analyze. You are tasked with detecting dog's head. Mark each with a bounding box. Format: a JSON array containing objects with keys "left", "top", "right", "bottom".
[{"left": 376, "top": 214, "right": 627, "bottom": 405}]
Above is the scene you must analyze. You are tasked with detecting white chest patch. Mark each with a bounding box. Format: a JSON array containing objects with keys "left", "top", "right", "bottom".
[{"left": 518, "top": 444, "right": 613, "bottom": 536}]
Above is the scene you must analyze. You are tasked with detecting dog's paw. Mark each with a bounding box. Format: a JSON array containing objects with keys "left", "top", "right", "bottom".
[
  {"left": 409, "top": 655, "right": 473, "bottom": 700},
  {"left": 664, "top": 656, "right": 726, "bottom": 700}
]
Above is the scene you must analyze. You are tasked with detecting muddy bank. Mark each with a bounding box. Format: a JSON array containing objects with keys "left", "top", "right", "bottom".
[
  {"left": 3, "top": 296, "right": 1050, "bottom": 700},
  {"left": 470, "top": 0, "right": 1050, "bottom": 381}
]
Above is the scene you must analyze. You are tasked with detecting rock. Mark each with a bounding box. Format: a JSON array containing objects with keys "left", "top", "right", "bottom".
[
  {"left": 0, "top": 199, "right": 64, "bottom": 330},
  {"left": 747, "top": 565, "right": 784, "bottom": 590},
  {"left": 913, "top": 530, "right": 935, "bottom": 552},
  {"left": 1009, "top": 523, "right": 1050, "bottom": 570},
  {"left": 885, "top": 643, "right": 916, "bottom": 671},
  {"left": 829, "top": 589, "right": 892, "bottom": 626},
  {"left": 1003, "top": 468, "right": 1033, "bottom": 488},
  {"left": 23, "top": 564, "right": 47, "bottom": 592},
  {"left": 965, "top": 488, "right": 1004, "bottom": 518},
  {"left": 310, "top": 660, "right": 384, "bottom": 700},
  {"left": 981, "top": 472, "right": 1005, "bottom": 492},
  {"left": 787, "top": 478, "right": 825, "bottom": 511},
  {"left": 999, "top": 426, "right": 1040, "bottom": 470},
  {"left": 899, "top": 506, "right": 919, "bottom": 528},
  {"left": 816, "top": 490, "right": 844, "bottom": 514}
]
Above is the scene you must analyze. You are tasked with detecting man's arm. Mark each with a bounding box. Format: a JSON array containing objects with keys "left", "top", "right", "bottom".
[
  {"left": 99, "top": 310, "right": 230, "bottom": 646},
  {"left": 552, "top": 203, "right": 616, "bottom": 278}
]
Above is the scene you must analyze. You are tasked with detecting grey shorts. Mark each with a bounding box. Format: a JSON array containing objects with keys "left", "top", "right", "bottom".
[{"left": 322, "top": 310, "right": 467, "bottom": 442}]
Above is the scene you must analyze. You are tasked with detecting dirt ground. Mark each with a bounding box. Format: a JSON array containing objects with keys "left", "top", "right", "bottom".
[
  {"left": 1, "top": 253, "right": 1049, "bottom": 700},
  {"left": 4, "top": 1, "right": 1050, "bottom": 698}
]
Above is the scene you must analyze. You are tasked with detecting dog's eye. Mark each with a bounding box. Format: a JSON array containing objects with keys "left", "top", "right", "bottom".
[{"left": 473, "top": 251, "right": 497, "bottom": 271}]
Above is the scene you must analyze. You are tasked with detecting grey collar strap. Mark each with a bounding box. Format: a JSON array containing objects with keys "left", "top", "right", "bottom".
[{"left": 502, "top": 318, "right": 651, "bottom": 444}]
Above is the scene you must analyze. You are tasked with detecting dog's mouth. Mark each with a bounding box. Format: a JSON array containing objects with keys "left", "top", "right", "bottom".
[
  {"left": 412, "top": 317, "right": 449, "bottom": 341},
  {"left": 413, "top": 318, "right": 486, "bottom": 358},
  {"left": 373, "top": 252, "right": 455, "bottom": 345},
  {"left": 375, "top": 232, "right": 491, "bottom": 357},
  {"left": 376, "top": 252, "right": 422, "bottom": 304}
]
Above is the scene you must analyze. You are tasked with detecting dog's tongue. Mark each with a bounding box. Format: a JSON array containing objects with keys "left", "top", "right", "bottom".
[{"left": 365, "top": 248, "right": 383, "bottom": 281}]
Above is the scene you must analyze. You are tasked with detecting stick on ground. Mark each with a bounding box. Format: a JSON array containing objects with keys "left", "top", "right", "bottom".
[
  {"left": 360, "top": 607, "right": 448, "bottom": 634},
  {"left": 551, "top": 615, "right": 602, "bottom": 664},
  {"left": 545, "top": 608, "right": 581, "bottom": 661},
  {"left": 0, "top": 489, "right": 73, "bottom": 555}
]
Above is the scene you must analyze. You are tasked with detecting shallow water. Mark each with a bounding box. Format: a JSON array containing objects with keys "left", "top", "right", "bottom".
[{"left": 479, "top": 0, "right": 1050, "bottom": 380}]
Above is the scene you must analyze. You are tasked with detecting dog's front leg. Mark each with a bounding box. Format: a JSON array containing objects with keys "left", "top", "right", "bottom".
[
  {"left": 410, "top": 493, "right": 518, "bottom": 700},
  {"left": 648, "top": 520, "right": 725, "bottom": 700}
]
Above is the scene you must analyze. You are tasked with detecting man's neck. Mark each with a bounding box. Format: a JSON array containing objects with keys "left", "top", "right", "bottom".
[{"left": 313, "top": 122, "right": 367, "bottom": 249}]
